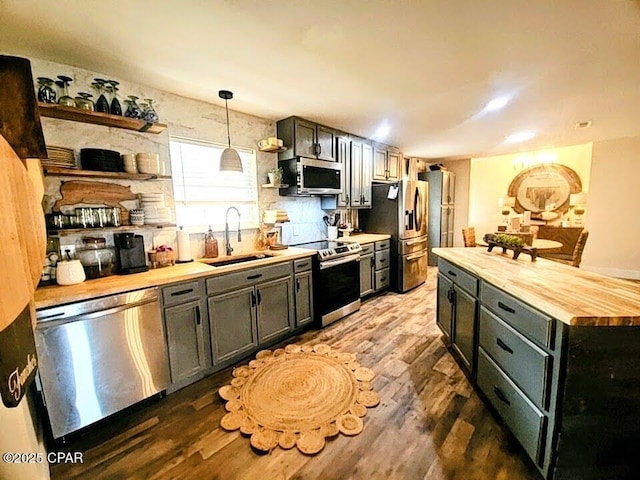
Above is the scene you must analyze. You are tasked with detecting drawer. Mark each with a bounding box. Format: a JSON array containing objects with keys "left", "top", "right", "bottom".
[
  {"left": 375, "top": 239, "right": 390, "bottom": 251},
  {"left": 162, "top": 279, "right": 203, "bottom": 307},
  {"left": 479, "top": 307, "right": 551, "bottom": 410},
  {"left": 477, "top": 348, "right": 546, "bottom": 464},
  {"left": 481, "top": 283, "right": 553, "bottom": 349},
  {"left": 438, "top": 259, "right": 478, "bottom": 296},
  {"left": 360, "top": 243, "right": 375, "bottom": 255},
  {"left": 293, "top": 257, "right": 313, "bottom": 273},
  {"left": 207, "top": 262, "right": 292, "bottom": 295},
  {"left": 375, "top": 268, "right": 390, "bottom": 291},
  {"left": 374, "top": 249, "right": 390, "bottom": 270}
]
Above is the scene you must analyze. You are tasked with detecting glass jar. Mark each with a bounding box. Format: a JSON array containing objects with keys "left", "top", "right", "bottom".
[{"left": 77, "top": 237, "right": 115, "bottom": 279}]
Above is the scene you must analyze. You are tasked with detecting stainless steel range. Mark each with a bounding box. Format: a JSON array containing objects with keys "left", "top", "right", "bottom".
[{"left": 294, "top": 240, "right": 362, "bottom": 327}]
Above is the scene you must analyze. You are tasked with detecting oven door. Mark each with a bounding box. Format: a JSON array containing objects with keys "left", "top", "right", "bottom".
[{"left": 316, "top": 254, "right": 361, "bottom": 326}]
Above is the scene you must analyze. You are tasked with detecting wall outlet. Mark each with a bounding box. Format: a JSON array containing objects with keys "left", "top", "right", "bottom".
[{"left": 60, "top": 244, "right": 76, "bottom": 259}]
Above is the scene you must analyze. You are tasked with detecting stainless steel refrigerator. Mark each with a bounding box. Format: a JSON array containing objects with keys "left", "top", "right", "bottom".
[{"left": 359, "top": 180, "right": 428, "bottom": 292}]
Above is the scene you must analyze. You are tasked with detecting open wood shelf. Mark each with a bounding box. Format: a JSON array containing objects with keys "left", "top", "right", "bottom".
[
  {"left": 42, "top": 166, "right": 171, "bottom": 180},
  {"left": 38, "top": 102, "right": 167, "bottom": 134},
  {"left": 48, "top": 223, "right": 177, "bottom": 237},
  {"left": 259, "top": 145, "right": 287, "bottom": 153},
  {"left": 260, "top": 183, "right": 289, "bottom": 188}
]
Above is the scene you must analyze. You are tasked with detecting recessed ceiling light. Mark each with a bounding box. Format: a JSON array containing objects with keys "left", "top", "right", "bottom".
[
  {"left": 505, "top": 131, "right": 535, "bottom": 143},
  {"left": 576, "top": 120, "right": 593, "bottom": 129},
  {"left": 373, "top": 122, "right": 390, "bottom": 141},
  {"left": 483, "top": 96, "right": 510, "bottom": 112}
]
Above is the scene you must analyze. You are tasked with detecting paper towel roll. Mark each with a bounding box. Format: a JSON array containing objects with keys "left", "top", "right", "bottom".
[{"left": 176, "top": 229, "right": 192, "bottom": 262}]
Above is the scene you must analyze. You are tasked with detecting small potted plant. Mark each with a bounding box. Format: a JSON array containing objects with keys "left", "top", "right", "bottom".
[{"left": 267, "top": 166, "right": 283, "bottom": 186}]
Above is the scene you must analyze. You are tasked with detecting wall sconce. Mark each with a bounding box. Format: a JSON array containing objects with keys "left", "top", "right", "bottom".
[
  {"left": 569, "top": 193, "right": 587, "bottom": 226},
  {"left": 498, "top": 196, "right": 516, "bottom": 224}
]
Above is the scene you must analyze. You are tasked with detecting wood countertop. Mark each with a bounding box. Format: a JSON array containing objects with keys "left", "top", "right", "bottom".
[
  {"left": 34, "top": 247, "right": 315, "bottom": 309},
  {"left": 433, "top": 247, "right": 640, "bottom": 327},
  {"left": 338, "top": 233, "right": 391, "bottom": 244}
]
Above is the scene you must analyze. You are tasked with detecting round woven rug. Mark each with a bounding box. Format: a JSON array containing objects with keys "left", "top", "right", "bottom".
[{"left": 218, "top": 343, "right": 380, "bottom": 454}]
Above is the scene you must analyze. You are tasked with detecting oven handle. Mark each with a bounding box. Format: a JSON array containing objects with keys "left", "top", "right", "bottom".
[{"left": 319, "top": 254, "right": 361, "bottom": 270}]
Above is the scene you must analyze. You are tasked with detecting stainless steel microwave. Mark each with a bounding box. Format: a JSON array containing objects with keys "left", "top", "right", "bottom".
[{"left": 278, "top": 157, "right": 342, "bottom": 196}]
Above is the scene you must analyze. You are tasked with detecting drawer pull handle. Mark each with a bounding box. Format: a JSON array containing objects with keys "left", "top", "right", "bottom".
[
  {"left": 195, "top": 305, "right": 201, "bottom": 325},
  {"left": 297, "top": 262, "right": 309, "bottom": 268},
  {"left": 498, "top": 301, "right": 516, "bottom": 314},
  {"left": 247, "top": 274, "right": 263, "bottom": 280},
  {"left": 493, "top": 386, "right": 511, "bottom": 406},
  {"left": 496, "top": 338, "right": 514, "bottom": 354},
  {"left": 250, "top": 291, "right": 256, "bottom": 307},
  {"left": 257, "top": 289, "right": 262, "bottom": 305},
  {"left": 380, "top": 277, "right": 386, "bottom": 282},
  {"left": 296, "top": 279, "right": 300, "bottom": 292},
  {"left": 171, "top": 288, "right": 194, "bottom": 296},
  {"left": 448, "top": 270, "right": 457, "bottom": 276}
]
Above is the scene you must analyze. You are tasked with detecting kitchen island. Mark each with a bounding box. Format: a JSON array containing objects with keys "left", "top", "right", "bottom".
[{"left": 433, "top": 247, "right": 640, "bottom": 480}]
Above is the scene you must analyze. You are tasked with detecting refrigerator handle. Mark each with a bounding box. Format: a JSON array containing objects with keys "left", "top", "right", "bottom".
[{"left": 414, "top": 186, "right": 422, "bottom": 231}]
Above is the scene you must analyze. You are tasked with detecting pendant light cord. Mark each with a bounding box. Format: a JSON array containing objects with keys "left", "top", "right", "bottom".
[{"left": 225, "top": 99, "right": 232, "bottom": 148}]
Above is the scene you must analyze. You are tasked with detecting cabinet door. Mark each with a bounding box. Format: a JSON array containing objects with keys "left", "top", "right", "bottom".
[
  {"left": 361, "top": 143, "right": 373, "bottom": 207},
  {"left": 373, "top": 146, "right": 388, "bottom": 180},
  {"left": 359, "top": 253, "right": 374, "bottom": 297},
  {"left": 294, "top": 118, "right": 317, "bottom": 158},
  {"left": 295, "top": 272, "right": 314, "bottom": 327},
  {"left": 387, "top": 151, "right": 401, "bottom": 181},
  {"left": 452, "top": 285, "right": 477, "bottom": 373},
  {"left": 316, "top": 125, "right": 335, "bottom": 161},
  {"left": 164, "top": 299, "right": 207, "bottom": 388},
  {"left": 336, "top": 135, "right": 351, "bottom": 207},
  {"left": 256, "top": 277, "right": 294, "bottom": 345},
  {"left": 437, "top": 273, "right": 453, "bottom": 339},
  {"left": 350, "top": 140, "right": 363, "bottom": 206},
  {"left": 443, "top": 171, "right": 455, "bottom": 204},
  {"left": 208, "top": 287, "right": 257, "bottom": 365}
]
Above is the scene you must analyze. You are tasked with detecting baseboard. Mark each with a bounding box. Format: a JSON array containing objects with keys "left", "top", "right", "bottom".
[{"left": 582, "top": 265, "right": 640, "bottom": 280}]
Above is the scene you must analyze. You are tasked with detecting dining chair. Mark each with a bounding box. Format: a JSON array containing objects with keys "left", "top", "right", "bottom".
[
  {"left": 462, "top": 227, "right": 476, "bottom": 247},
  {"left": 541, "top": 230, "right": 589, "bottom": 267}
]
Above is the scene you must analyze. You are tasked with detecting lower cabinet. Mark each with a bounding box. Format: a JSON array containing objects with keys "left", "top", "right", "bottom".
[
  {"left": 206, "top": 261, "right": 295, "bottom": 369},
  {"left": 373, "top": 240, "right": 390, "bottom": 292},
  {"left": 294, "top": 258, "right": 314, "bottom": 328},
  {"left": 161, "top": 279, "right": 210, "bottom": 393},
  {"left": 436, "top": 259, "right": 478, "bottom": 374},
  {"left": 359, "top": 243, "right": 375, "bottom": 297}
]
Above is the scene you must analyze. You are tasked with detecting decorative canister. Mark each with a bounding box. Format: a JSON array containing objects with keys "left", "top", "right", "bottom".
[{"left": 130, "top": 209, "right": 145, "bottom": 225}]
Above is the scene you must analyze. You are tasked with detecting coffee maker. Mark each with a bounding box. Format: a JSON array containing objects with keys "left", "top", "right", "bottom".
[{"left": 114, "top": 233, "right": 149, "bottom": 274}]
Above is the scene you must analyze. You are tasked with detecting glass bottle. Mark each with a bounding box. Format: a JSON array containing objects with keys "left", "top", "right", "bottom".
[
  {"left": 107, "top": 80, "right": 122, "bottom": 116},
  {"left": 56, "top": 75, "right": 76, "bottom": 107},
  {"left": 204, "top": 226, "right": 219, "bottom": 258},
  {"left": 92, "top": 78, "right": 110, "bottom": 113},
  {"left": 124, "top": 95, "right": 143, "bottom": 118},
  {"left": 37, "top": 77, "right": 56, "bottom": 103}
]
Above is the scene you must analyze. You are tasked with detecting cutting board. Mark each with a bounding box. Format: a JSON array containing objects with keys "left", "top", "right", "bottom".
[
  {"left": 0, "top": 135, "right": 46, "bottom": 332},
  {"left": 53, "top": 180, "right": 138, "bottom": 211}
]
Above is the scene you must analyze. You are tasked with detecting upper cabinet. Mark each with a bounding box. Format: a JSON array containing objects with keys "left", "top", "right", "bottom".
[
  {"left": 335, "top": 133, "right": 351, "bottom": 208},
  {"left": 277, "top": 116, "right": 335, "bottom": 162},
  {"left": 350, "top": 136, "right": 372, "bottom": 208},
  {"left": 373, "top": 143, "right": 401, "bottom": 182}
]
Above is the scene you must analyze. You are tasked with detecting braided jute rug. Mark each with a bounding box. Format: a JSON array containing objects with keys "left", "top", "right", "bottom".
[{"left": 218, "top": 343, "right": 380, "bottom": 455}]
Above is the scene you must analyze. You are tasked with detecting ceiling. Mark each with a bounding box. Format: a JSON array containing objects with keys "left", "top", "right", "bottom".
[{"left": 2, "top": 0, "right": 640, "bottom": 159}]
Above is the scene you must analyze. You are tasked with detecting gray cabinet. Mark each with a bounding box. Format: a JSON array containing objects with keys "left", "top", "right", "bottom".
[
  {"left": 161, "top": 279, "right": 210, "bottom": 392},
  {"left": 350, "top": 136, "right": 373, "bottom": 208},
  {"left": 206, "top": 262, "right": 294, "bottom": 367},
  {"left": 335, "top": 133, "right": 351, "bottom": 208},
  {"left": 373, "top": 144, "right": 401, "bottom": 182},
  {"left": 359, "top": 243, "right": 374, "bottom": 297},
  {"left": 294, "top": 258, "right": 314, "bottom": 328},
  {"left": 421, "top": 170, "right": 455, "bottom": 266},
  {"left": 374, "top": 239, "right": 390, "bottom": 292},
  {"left": 436, "top": 259, "right": 478, "bottom": 374},
  {"left": 277, "top": 116, "right": 335, "bottom": 162}
]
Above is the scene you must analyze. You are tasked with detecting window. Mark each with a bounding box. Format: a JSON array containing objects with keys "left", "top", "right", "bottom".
[{"left": 169, "top": 137, "right": 259, "bottom": 231}]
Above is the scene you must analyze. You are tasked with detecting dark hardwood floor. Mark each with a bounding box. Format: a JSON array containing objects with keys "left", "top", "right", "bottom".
[{"left": 50, "top": 267, "right": 541, "bottom": 480}]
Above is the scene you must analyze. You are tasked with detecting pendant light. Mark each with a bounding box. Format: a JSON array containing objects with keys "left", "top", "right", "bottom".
[{"left": 218, "top": 90, "right": 243, "bottom": 172}]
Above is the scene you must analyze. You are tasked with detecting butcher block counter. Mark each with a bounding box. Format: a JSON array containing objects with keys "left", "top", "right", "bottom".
[
  {"left": 34, "top": 247, "right": 315, "bottom": 309},
  {"left": 433, "top": 247, "right": 640, "bottom": 326},
  {"left": 433, "top": 247, "right": 640, "bottom": 480}
]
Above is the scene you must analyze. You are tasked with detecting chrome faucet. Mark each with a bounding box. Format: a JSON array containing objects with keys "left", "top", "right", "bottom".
[{"left": 225, "top": 206, "right": 241, "bottom": 255}]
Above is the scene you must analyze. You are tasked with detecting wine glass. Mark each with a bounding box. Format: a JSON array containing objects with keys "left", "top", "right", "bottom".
[
  {"left": 92, "top": 78, "right": 110, "bottom": 113},
  {"left": 142, "top": 98, "right": 159, "bottom": 123},
  {"left": 37, "top": 77, "right": 56, "bottom": 103},
  {"left": 106, "top": 80, "right": 122, "bottom": 116},
  {"left": 124, "top": 95, "right": 143, "bottom": 119},
  {"left": 75, "top": 92, "right": 95, "bottom": 111},
  {"left": 56, "top": 75, "right": 76, "bottom": 107}
]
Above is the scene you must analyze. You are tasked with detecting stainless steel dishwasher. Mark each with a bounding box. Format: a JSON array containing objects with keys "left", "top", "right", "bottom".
[{"left": 35, "top": 287, "right": 169, "bottom": 439}]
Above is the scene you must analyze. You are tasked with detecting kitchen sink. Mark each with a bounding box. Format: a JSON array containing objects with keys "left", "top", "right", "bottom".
[{"left": 203, "top": 253, "right": 274, "bottom": 267}]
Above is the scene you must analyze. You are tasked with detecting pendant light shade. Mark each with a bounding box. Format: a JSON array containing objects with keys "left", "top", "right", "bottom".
[{"left": 218, "top": 90, "right": 243, "bottom": 172}]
